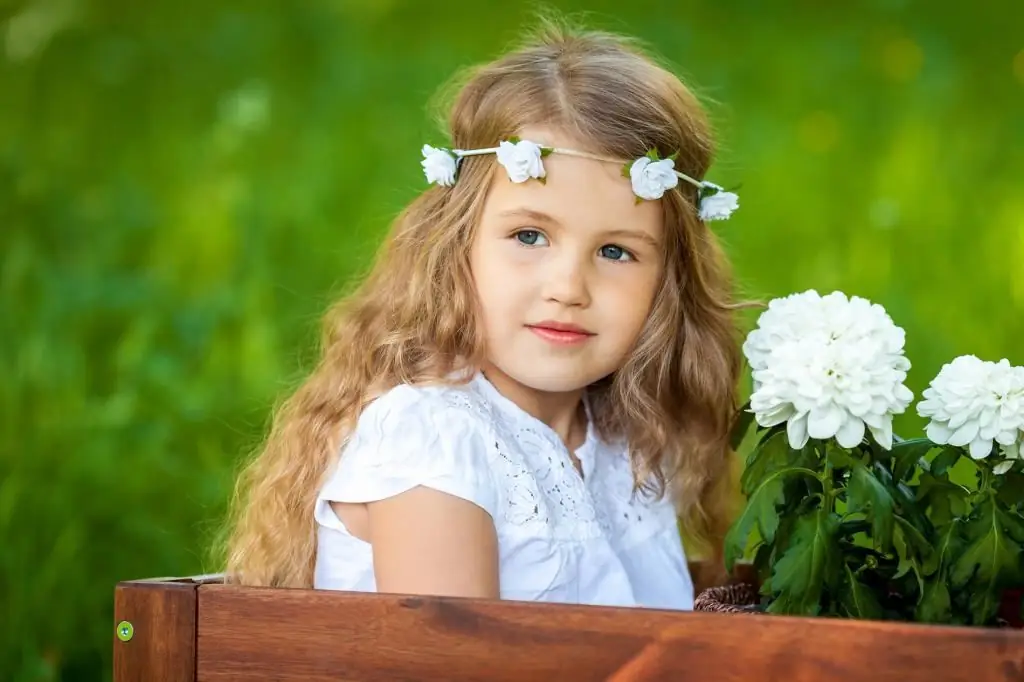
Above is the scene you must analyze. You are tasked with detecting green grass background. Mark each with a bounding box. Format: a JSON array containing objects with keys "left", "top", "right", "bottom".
[{"left": 2, "top": 0, "right": 1023, "bottom": 678}]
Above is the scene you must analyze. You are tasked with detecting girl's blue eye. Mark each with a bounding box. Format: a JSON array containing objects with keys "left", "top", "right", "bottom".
[
  {"left": 515, "top": 229, "right": 547, "bottom": 246},
  {"left": 599, "top": 244, "right": 633, "bottom": 262}
]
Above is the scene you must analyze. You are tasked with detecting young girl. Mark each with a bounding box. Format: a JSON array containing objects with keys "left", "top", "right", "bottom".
[{"left": 222, "top": 20, "right": 744, "bottom": 611}]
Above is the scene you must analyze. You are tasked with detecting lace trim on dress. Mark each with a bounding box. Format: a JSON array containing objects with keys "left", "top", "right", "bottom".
[{"left": 439, "top": 379, "right": 604, "bottom": 541}]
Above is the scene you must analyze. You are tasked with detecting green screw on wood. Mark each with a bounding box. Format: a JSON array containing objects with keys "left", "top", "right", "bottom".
[{"left": 116, "top": 621, "right": 134, "bottom": 642}]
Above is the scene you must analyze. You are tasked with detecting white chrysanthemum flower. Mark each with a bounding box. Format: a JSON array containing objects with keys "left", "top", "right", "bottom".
[
  {"left": 916, "top": 356, "right": 1024, "bottom": 470},
  {"left": 495, "top": 139, "right": 546, "bottom": 183},
  {"left": 421, "top": 145, "right": 458, "bottom": 186},
  {"left": 743, "top": 290, "right": 914, "bottom": 450},
  {"left": 698, "top": 182, "right": 740, "bottom": 221},
  {"left": 630, "top": 157, "right": 679, "bottom": 200}
]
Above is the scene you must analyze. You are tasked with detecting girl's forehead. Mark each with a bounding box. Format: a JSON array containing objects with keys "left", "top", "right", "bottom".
[{"left": 482, "top": 150, "right": 663, "bottom": 238}]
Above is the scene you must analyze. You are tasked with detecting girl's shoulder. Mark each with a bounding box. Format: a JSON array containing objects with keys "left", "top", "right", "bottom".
[
  {"left": 355, "top": 378, "right": 496, "bottom": 438},
  {"left": 320, "top": 378, "right": 502, "bottom": 520}
]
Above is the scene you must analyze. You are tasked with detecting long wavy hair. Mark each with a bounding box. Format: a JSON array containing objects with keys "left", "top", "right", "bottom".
[{"left": 220, "top": 17, "right": 746, "bottom": 588}]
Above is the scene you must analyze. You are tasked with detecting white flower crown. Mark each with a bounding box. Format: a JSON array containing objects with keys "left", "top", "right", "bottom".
[{"left": 420, "top": 137, "right": 739, "bottom": 222}]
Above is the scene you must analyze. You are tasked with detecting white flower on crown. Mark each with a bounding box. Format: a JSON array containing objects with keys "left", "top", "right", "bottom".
[
  {"left": 417, "top": 138, "right": 740, "bottom": 222},
  {"left": 743, "top": 290, "right": 914, "bottom": 450},
  {"left": 629, "top": 156, "right": 679, "bottom": 200},
  {"left": 495, "top": 139, "right": 547, "bottom": 183},
  {"left": 699, "top": 182, "right": 740, "bottom": 221},
  {"left": 916, "top": 355, "right": 1024, "bottom": 472},
  {"left": 421, "top": 145, "right": 458, "bottom": 186}
]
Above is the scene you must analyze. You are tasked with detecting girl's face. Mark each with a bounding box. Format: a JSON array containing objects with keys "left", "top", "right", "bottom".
[{"left": 470, "top": 126, "right": 665, "bottom": 395}]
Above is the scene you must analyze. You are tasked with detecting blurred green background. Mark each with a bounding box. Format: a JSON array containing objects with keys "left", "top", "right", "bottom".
[{"left": 2, "top": 0, "right": 1023, "bottom": 678}]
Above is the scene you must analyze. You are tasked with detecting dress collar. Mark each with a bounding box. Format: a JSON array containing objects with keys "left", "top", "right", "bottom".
[{"left": 470, "top": 371, "right": 599, "bottom": 460}]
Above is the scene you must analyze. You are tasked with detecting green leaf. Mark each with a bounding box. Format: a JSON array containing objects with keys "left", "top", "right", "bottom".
[
  {"left": 539, "top": 146, "right": 553, "bottom": 157},
  {"left": 996, "top": 471, "right": 1024, "bottom": 510},
  {"left": 873, "top": 461, "right": 932, "bottom": 531},
  {"left": 729, "top": 401, "right": 755, "bottom": 451},
  {"left": 891, "top": 523, "right": 912, "bottom": 579},
  {"left": 740, "top": 430, "right": 791, "bottom": 495},
  {"left": 894, "top": 515, "right": 933, "bottom": 562},
  {"left": 768, "top": 505, "right": 800, "bottom": 568},
  {"left": 890, "top": 438, "right": 935, "bottom": 482},
  {"left": 645, "top": 148, "right": 659, "bottom": 161},
  {"left": 791, "top": 437, "right": 822, "bottom": 469},
  {"left": 753, "top": 541, "right": 774, "bottom": 594},
  {"left": 723, "top": 464, "right": 819, "bottom": 570},
  {"left": 925, "top": 520, "right": 963, "bottom": 577},
  {"left": 892, "top": 515, "right": 932, "bottom": 596},
  {"left": 847, "top": 460, "right": 896, "bottom": 551},
  {"left": 950, "top": 496, "right": 1021, "bottom": 624},
  {"left": 826, "top": 442, "right": 858, "bottom": 470},
  {"left": 916, "top": 574, "right": 952, "bottom": 623},
  {"left": 621, "top": 163, "right": 632, "bottom": 178},
  {"left": 837, "top": 519, "right": 871, "bottom": 538},
  {"left": 917, "top": 471, "right": 970, "bottom": 526},
  {"left": 930, "top": 446, "right": 961, "bottom": 477},
  {"left": 967, "top": 588, "right": 1003, "bottom": 625},
  {"left": 766, "top": 509, "right": 841, "bottom": 616},
  {"left": 999, "top": 505, "right": 1024, "bottom": 545},
  {"left": 507, "top": 135, "right": 521, "bottom": 144},
  {"left": 840, "top": 564, "right": 884, "bottom": 620}
]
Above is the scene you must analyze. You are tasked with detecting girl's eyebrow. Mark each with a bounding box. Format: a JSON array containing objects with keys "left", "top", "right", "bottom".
[
  {"left": 600, "top": 228, "right": 660, "bottom": 249},
  {"left": 497, "top": 207, "right": 559, "bottom": 224}
]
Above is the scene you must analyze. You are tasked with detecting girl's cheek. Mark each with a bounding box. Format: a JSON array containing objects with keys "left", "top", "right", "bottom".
[{"left": 503, "top": 247, "right": 543, "bottom": 270}]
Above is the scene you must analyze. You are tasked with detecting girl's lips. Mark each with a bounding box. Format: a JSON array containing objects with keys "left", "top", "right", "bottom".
[{"left": 526, "top": 323, "right": 595, "bottom": 345}]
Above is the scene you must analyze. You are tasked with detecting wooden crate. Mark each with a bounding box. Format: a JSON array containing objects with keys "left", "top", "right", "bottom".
[{"left": 112, "top": 563, "right": 1024, "bottom": 681}]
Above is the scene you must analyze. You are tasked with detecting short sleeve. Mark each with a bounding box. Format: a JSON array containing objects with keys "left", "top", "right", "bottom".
[{"left": 315, "top": 384, "right": 500, "bottom": 530}]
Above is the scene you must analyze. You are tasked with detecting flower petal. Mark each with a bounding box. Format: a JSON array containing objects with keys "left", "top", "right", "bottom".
[
  {"left": 925, "top": 421, "right": 954, "bottom": 444},
  {"left": 868, "top": 419, "right": 894, "bottom": 450},
  {"left": 699, "top": 189, "right": 740, "bottom": 221},
  {"left": 787, "top": 413, "right": 809, "bottom": 449},
  {"left": 835, "top": 417, "right": 866, "bottom": 448},
  {"left": 948, "top": 420, "right": 980, "bottom": 447},
  {"left": 968, "top": 436, "right": 993, "bottom": 460},
  {"left": 808, "top": 405, "right": 843, "bottom": 440}
]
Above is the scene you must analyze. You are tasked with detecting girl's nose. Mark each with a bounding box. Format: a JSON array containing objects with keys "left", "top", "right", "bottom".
[{"left": 541, "top": 252, "right": 591, "bottom": 308}]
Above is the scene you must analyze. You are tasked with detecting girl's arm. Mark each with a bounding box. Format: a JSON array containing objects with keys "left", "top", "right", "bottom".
[{"left": 366, "top": 486, "right": 500, "bottom": 599}]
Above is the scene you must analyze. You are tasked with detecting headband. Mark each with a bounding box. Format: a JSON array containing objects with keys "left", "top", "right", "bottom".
[{"left": 420, "top": 137, "right": 739, "bottom": 222}]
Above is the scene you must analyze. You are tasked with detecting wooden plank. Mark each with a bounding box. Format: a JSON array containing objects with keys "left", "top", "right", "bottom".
[
  {"left": 606, "top": 617, "right": 1024, "bottom": 682},
  {"left": 113, "top": 579, "right": 198, "bottom": 682},
  {"left": 196, "top": 584, "right": 1024, "bottom": 682},
  {"left": 111, "top": 560, "right": 741, "bottom": 681},
  {"left": 197, "top": 585, "right": 689, "bottom": 682}
]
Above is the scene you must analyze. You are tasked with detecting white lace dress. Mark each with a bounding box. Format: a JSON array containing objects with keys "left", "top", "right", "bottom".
[{"left": 313, "top": 372, "right": 694, "bottom": 610}]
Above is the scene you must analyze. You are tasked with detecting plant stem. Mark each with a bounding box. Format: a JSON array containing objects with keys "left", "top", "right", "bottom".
[
  {"left": 979, "top": 465, "right": 992, "bottom": 495},
  {"left": 821, "top": 442, "right": 836, "bottom": 510}
]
